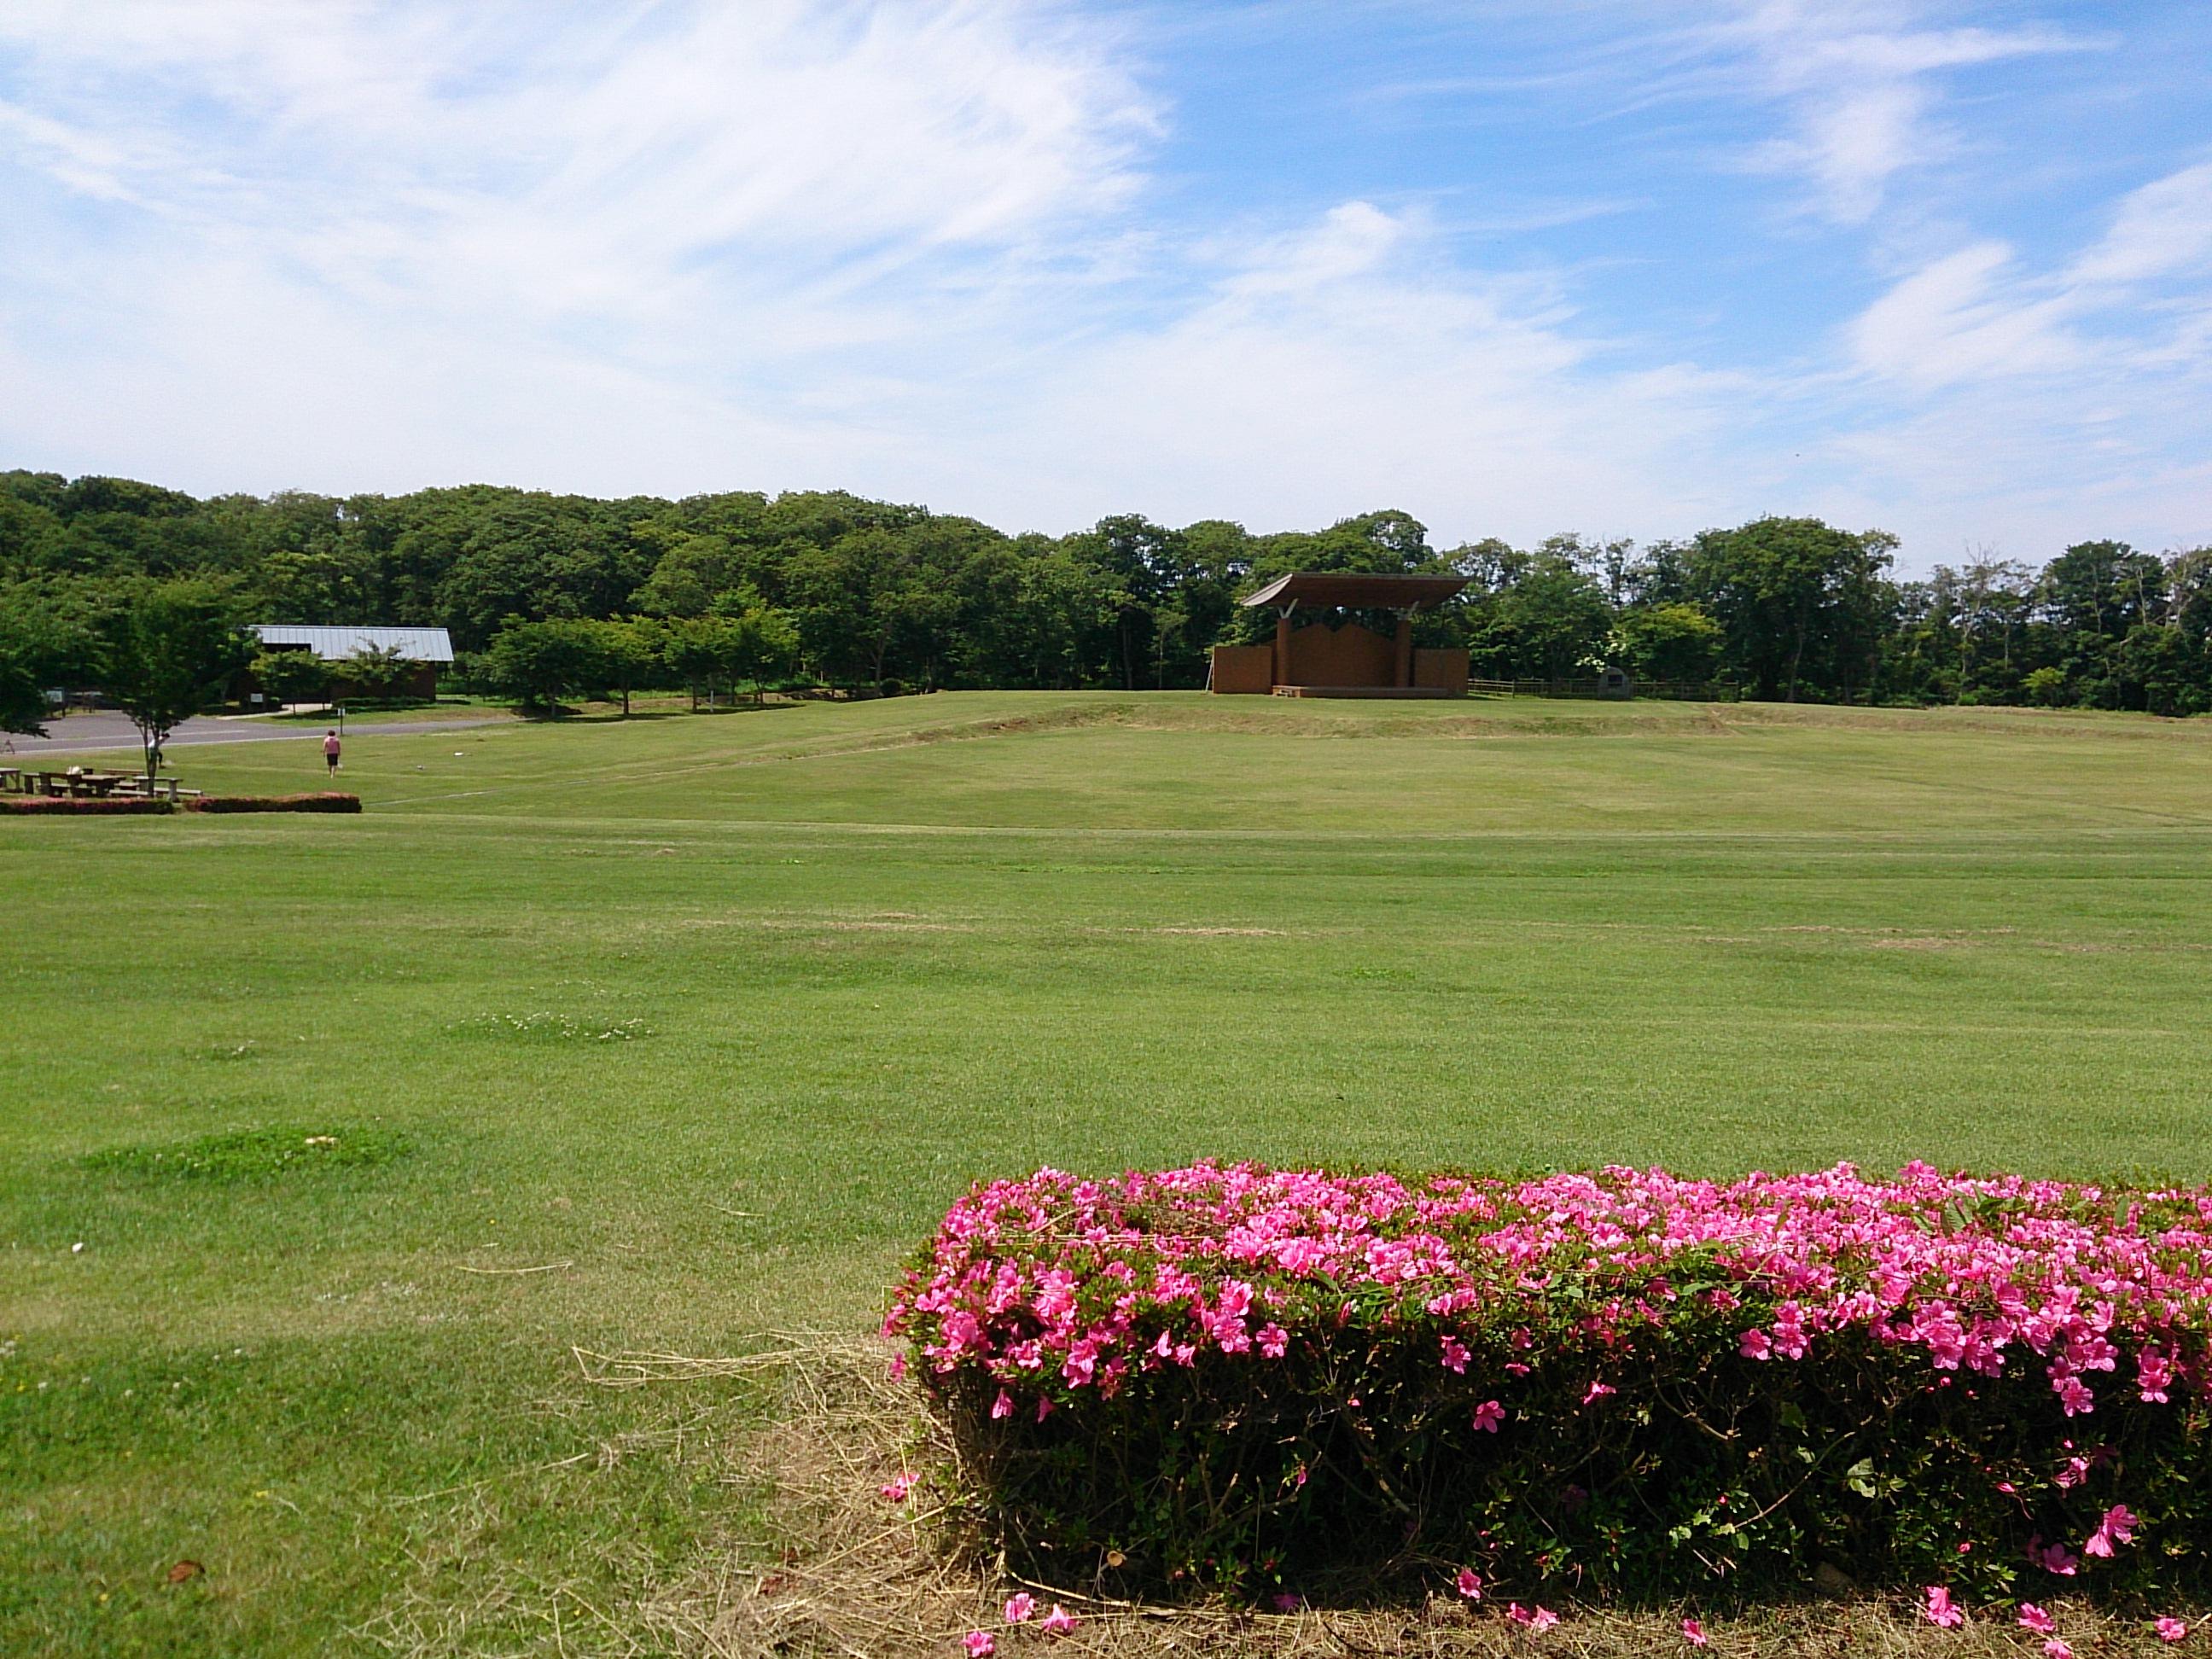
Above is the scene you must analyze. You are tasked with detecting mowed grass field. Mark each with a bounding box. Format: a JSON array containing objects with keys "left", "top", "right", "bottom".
[{"left": 5, "top": 691, "right": 2212, "bottom": 1655}]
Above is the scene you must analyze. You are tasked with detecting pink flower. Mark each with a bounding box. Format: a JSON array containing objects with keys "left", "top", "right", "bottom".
[
  {"left": 1454, "top": 1568, "right": 1482, "bottom": 1601},
  {"left": 2045, "top": 1641, "right": 2074, "bottom": 1659},
  {"left": 991, "top": 1389, "right": 1014, "bottom": 1420},
  {"left": 1036, "top": 1396, "right": 1052, "bottom": 1423},
  {"left": 1580, "top": 1380, "right": 1615, "bottom": 1406},
  {"left": 2139, "top": 1349, "right": 2174, "bottom": 1403},
  {"left": 1258, "top": 1323, "right": 1289, "bottom": 1359},
  {"left": 1739, "top": 1328, "right": 1773, "bottom": 1360},
  {"left": 1039, "top": 1604, "right": 1079, "bottom": 1636},
  {"left": 1473, "top": 1400, "right": 1505, "bottom": 1433},
  {"left": 1507, "top": 1604, "right": 1559, "bottom": 1632},
  {"left": 1682, "top": 1617, "right": 1708, "bottom": 1647},
  {"left": 878, "top": 1470, "right": 917, "bottom": 1503},
  {"left": 963, "top": 1633, "right": 996, "bottom": 1657},
  {"left": 1921, "top": 1586, "right": 1964, "bottom": 1628},
  {"left": 2085, "top": 1503, "right": 2138, "bottom": 1557},
  {"left": 2154, "top": 1617, "right": 2188, "bottom": 1644},
  {"left": 1271, "top": 1592, "right": 1302, "bottom": 1613},
  {"left": 888, "top": 1353, "right": 907, "bottom": 1381},
  {"left": 1441, "top": 1335, "right": 1471, "bottom": 1372},
  {"left": 2018, "top": 1604, "right": 2056, "bottom": 1634},
  {"left": 2039, "top": 1542, "right": 2079, "bottom": 1576},
  {"left": 1004, "top": 1592, "right": 1035, "bottom": 1624}
]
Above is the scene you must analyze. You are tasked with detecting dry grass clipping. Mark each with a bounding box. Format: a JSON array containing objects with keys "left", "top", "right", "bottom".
[{"left": 574, "top": 1337, "right": 2200, "bottom": 1659}]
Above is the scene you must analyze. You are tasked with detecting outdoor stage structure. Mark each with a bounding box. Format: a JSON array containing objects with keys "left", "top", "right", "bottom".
[{"left": 1208, "top": 572, "right": 1471, "bottom": 698}]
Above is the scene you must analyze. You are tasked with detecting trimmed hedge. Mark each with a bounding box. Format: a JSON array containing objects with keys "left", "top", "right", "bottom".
[
  {"left": 0, "top": 795, "right": 173, "bottom": 816},
  {"left": 187, "top": 792, "right": 362, "bottom": 813},
  {"left": 887, "top": 1163, "right": 2212, "bottom": 1606}
]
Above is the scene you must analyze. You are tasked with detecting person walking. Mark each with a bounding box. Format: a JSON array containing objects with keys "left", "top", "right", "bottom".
[{"left": 323, "top": 729, "right": 341, "bottom": 776}]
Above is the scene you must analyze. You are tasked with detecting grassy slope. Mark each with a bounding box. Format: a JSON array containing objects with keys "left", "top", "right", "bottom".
[{"left": 4, "top": 692, "right": 2210, "bottom": 1654}]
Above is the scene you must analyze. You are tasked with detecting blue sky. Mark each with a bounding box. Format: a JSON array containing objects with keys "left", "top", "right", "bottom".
[{"left": 1, "top": 1, "right": 2207, "bottom": 569}]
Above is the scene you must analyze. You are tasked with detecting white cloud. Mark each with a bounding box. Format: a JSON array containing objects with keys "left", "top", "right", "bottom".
[
  {"left": 1723, "top": 1, "right": 2092, "bottom": 224},
  {"left": 1848, "top": 240, "right": 2081, "bottom": 388},
  {"left": 2069, "top": 160, "right": 2212, "bottom": 288},
  {"left": 1221, "top": 201, "right": 1410, "bottom": 298},
  {"left": 1848, "top": 159, "right": 2212, "bottom": 393},
  {"left": 912, "top": 203, "right": 1761, "bottom": 543},
  {"left": 1822, "top": 154, "right": 2212, "bottom": 556},
  {"left": 0, "top": 2, "right": 1156, "bottom": 366}
]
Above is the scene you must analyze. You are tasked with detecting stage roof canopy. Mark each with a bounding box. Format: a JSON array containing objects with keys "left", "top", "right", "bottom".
[{"left": 1242, "top": 572, "right": 1470, "bottom": 610}]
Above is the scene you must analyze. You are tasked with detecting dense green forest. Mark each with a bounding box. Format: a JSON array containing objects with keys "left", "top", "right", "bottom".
[{"left": 3, "top": 469, "right": 2208, "bottom": 719}]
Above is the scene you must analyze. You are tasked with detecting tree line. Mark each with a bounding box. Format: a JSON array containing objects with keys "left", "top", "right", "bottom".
[{"left": 3, "top": 469, "right": 2208, "bottom": 728}]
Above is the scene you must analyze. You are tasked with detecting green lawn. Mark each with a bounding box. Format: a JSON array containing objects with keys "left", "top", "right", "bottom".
[{"left": 6, "top": 692, "right": 2211, "bottom": 1654}]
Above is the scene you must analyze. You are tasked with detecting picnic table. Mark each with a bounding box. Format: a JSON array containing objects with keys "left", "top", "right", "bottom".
[
  {"left": 4, "top": 767, "right": 200, "bottom": 801},
  {"left": 32, "top": 770, "right": 132, "bottom": 797}
]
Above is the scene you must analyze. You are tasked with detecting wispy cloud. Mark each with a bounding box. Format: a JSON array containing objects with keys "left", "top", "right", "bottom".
[
  {"left": 1721, "top": 1, "right": 2098, "bottom": 224},
  {"left": 1849, "top": 160, "right": 2212, "bottom": 391},
  {"left": 0, "top": 2, "right": 1156, "bottom": 364},
  {"left": 2069, "top": 160, "right": 2212, "bottom": 288}
]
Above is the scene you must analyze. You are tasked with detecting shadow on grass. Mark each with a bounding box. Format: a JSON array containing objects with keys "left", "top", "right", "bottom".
[{"left": 521, "top": 701, "right": 806, "bottom": 724}]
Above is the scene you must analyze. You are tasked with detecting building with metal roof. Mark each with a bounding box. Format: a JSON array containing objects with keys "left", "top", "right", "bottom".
[{"left": 253, "top": 626, "right": 456, "bottom": 663}]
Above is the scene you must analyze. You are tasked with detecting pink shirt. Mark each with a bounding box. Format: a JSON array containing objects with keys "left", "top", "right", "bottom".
[{"left": 323, "top": 735, "right": 341, "bottom": 757}]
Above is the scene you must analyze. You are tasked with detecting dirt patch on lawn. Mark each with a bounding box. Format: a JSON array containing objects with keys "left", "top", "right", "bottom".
[{"left": 678, "top": 913, "right": 974, "bottom": 934}]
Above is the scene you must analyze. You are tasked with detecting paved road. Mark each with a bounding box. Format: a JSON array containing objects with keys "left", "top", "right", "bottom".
[{"left": 6, "top": 713, "right": 509, "bottom": 756}]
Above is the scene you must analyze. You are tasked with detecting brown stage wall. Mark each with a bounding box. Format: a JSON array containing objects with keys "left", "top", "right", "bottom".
[
  {"left": 1285, "top": 621, "right": 1396, "bottom": 688},
  {"left": 1209, "top": 645, "right": 1276, "bottom": 695},
  {"left": 1413, "top": 648, "right": 1470, "bottom": 692}
]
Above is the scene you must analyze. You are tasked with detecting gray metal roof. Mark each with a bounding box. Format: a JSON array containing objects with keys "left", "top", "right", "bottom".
[{"left": 254, "top": 625, "right": 456, "bottom": 663}]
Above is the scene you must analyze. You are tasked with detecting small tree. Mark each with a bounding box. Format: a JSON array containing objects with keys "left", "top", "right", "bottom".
[
  {"left": 480, "top": 618, "right": 608, "bottom": 715},
  {"left": 339, "top": 642, "right": 422, "bottom": 704},
  {"left": 663, "top": 615, "right": 742, "bottom": 710},
  {"left": 594, "top": 618, "right": 659, "bottom": 717},
  {"left": 721, "top": 602, "right": 799, "bottom": 705},
  {"left": 1615, "top": 602, "right": 1725, "bottom": 685},
  {"left": 96, "top": 579, "right": 253, "bottom": 778},
  {"left": 252, "top": 648, "right": 330, "bottom": 709}
]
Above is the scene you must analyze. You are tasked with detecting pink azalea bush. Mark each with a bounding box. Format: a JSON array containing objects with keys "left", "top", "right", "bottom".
[{"left": 886, "top": 1161, "right": 2212, "bottom": 1601}]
